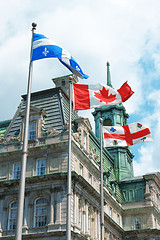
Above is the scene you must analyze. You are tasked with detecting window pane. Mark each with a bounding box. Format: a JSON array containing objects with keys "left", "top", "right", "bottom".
[
  {"left": 36, "top": 159, "right": 46, "bottom": 176},
  {"left": 8, "top": 202, "right": 18, "bottom": 230},
  {"left": 34, "top": 198, "right": 47, "bottom": 227},
  {"left": 13, "top": 163, "right": 21, "bottom": 179},
  {"left": 29, "top": 122, "right": 36, "bottom": 140},
  {"left": 80, "top": 165, "right": 83, "bottom": 176}
]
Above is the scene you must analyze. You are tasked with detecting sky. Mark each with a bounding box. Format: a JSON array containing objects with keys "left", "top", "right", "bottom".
[{"left": 0, "top": 0, "right": 160, "bottom": 176}]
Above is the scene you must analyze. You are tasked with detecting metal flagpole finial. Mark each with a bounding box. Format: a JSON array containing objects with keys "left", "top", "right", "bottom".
[
  {"left": 32, "top": 22, "right": 37, "bottom": 30},
  {"left": 69, "top": 76, "right": 73, "bottom": 81}
]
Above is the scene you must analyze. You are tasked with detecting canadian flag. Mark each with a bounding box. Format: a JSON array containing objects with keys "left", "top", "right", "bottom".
[
  {"left": 103, "top": 123, "right": 153, "bottom": 147},
  {"left": 73, "top": 81, "right": 134, "bottom": 110}
]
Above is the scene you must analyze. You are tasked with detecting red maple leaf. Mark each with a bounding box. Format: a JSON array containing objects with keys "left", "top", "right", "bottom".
[{"left": 94, "top": 87, "right": 117, "bottom": 104}]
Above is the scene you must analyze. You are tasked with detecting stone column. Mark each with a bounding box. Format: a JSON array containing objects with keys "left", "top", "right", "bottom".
[
  {"left": 91, "top": 207, "right": 94, "bottom": 239},
  {"left": 50, "top": 190, "right": 54, "bottom": 224},
  {"left": 73, "top": 191, "right": 77, "bottom": 225},
  {"left": 86, "top": 132, "right": 89, "bottom": 152},
  {"left": 145, "top": 181, "right": 151, "bottom": 202},
  {"left": 94, "top": 209, "right": 98, "bottom": 239},
  {"left": 3, "top": 205, "right": 7, "bottom": 231},
  {"left": 56, "top": 191, "right": 61, "bottom": 224},
  {"left": 85, "top": 203, "right": 89, "bottom": 235},
  {"left": 49, "top": 189, "right": 54, "bottom": 225},
  {"left": 48, "top": 189, "right": 55, "bottom": 231}
]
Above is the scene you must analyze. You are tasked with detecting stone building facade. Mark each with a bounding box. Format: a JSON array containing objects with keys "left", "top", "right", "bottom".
[{"left": 0, "top": 73, "right": 160, "bottom": 240}]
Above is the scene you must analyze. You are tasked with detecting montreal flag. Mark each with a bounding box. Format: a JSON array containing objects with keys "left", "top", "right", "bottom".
[
  {"left": 103, "top": 123, "right": 153, "bottom": 147},
  {"left": 73, "top": 81, "right": 134, "bottom": 110}
]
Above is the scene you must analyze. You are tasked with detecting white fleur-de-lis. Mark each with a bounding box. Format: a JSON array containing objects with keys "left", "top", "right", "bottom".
[
  {"left": 76, "top": 65, "right": 80, "bottom": 71},
  {"left": 42, "top": 47, "right": 49, "bottom": 57}
]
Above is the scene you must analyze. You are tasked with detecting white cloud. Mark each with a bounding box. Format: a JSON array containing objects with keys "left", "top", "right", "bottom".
[
  {"left": 133, "top": 89, "right": 160, "bottom": 176},
  {"left": 0, "top": 0, "right": 160, "bottom": 174}
]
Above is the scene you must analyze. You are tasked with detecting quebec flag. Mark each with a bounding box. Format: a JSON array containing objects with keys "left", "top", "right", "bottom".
[{"left": 31, "top": 33, "right": 89, "bottom": 79}]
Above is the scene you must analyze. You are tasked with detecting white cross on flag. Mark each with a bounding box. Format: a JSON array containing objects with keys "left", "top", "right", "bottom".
[{"left": 103, "top": 123, "right": 153, "bottom": 147}]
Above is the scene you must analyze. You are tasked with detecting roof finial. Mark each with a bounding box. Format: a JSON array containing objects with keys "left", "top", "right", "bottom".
[{"left": 106, "top": 62, "right": 113, "bottom": 88}]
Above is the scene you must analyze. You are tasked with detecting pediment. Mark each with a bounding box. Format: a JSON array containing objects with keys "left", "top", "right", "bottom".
[
  {"left": 19, "top": 105, "right": 46, "bottom": 118},
  {"left": 75, "top": 117, "right": 92, "bottom": 131}
]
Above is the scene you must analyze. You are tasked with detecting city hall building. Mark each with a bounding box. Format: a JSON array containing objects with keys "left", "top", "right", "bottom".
[{"left": 0, "top": 70, "right": 160, "bottom": 240}]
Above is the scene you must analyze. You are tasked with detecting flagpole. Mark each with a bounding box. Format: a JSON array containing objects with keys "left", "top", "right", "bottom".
[
  {"left": 66, "top": 77, "right": 72, "bottom": 240},
  {"left": 15, "top": 22, "right": 37, "bottom": 240},
  {"left": 100, "top": 118, "right": 104, "bottom": 240}
]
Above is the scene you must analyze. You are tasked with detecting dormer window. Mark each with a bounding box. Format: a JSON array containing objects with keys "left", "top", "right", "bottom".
[
  {"left": 74, "top": 118, "right": 92, "bottom": 153},
  {"left": 20, "top": 106, "right": 46, "bottom": 143},
  {"left": 29, "top": 121, "right": 37, "bottom": 140}
]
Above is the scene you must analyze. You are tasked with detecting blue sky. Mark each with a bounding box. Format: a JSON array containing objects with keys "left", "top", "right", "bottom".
[{"left": 0, "top": 0, "right": 160, "bottom": 176}]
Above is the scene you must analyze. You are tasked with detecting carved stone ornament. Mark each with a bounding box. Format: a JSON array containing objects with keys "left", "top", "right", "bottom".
[
  {"left": 73, "top": 132, "right": 80, "bottom": 142},
  {"left": 47, "top": 127, "right": 60, "bottom": 137},
  {"left": 89, "top": 148, "right": 98, "bottom": 160},
  {"left": 4, "top": 134, "right": 20, "bottom": 144},
  {"left": 64, "top": 121, "right": 69, "bottom": 131},
  {"left": 64, "top": 121, "right": 74, "bottom": 131}
]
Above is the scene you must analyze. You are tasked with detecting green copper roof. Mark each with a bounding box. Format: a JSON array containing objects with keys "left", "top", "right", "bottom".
[
  {"left": 106, "top": 62, "right": 113, "bottom": 88},
  {"left": 0, "top": 120, "right": 11, "bottom": 137}
]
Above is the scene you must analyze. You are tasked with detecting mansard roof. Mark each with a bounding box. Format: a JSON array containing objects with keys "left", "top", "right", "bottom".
[
  {"left": 3, "top": 86, "right": 78, "bottom": 139},
  {"left": 0, "top": 120, "right": 11, "bottom": 137}
]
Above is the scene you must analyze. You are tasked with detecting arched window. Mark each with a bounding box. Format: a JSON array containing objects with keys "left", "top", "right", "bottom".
[
  {"left": 103, "top": 118, "right": 112, "bottom": 126},
  {"left": 34, "top": 198, "right": 47, "bottom": 227},
  {"left": 8, "top": 201, "right": 18, "bottom": 230}
]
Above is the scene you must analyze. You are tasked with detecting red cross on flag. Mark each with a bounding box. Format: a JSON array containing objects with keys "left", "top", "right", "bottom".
[
  {"left": 73, "top": 81, "right": 134, "bottom": 110},
  {"left": 103, "top": 123, "right": 153, "bottom": 147}
]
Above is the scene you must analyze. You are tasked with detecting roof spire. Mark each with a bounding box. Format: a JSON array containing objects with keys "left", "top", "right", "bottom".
[{"left": 106, "top": 62, "right": 113, "bottom": 88}]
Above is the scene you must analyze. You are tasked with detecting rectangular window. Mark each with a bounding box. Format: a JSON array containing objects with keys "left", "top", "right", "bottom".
[
  {"left": 29, "top": 122, "right": 37, "bottom": 140},
  {"left": 120, "top": 153, "right": 126, "bottom": 167},
  {"left": 109, "top": 207, "right": 112, "bottom": 218},
  {"left": 36, "top": 159, "right": 46, "bottom": 176},
  {"left": 134, "top": 218, "right": 141, "bottom": 230},
  {"left": 88, "top": 173, "right": 92, "bottom": 184},
  {"left": 117, "top": 214, "right": 120, "bottom": 225},
  {"left": 80, "top": 164, "right": 83, "bottom": 176},
  {"left": 129, "top": 190, "right": 134, "bottom": 201},
  {"left": 116, "top": 114, "right": 121, "bottom": 124},
  {"left": 12, "top": 162, "right": 21, "bottom": 179},
  {"left": 122, "top": 191, "right": 128, "bottom": 201}
]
